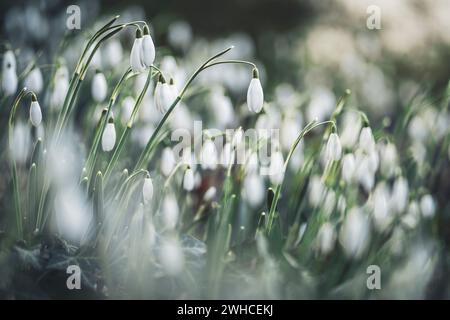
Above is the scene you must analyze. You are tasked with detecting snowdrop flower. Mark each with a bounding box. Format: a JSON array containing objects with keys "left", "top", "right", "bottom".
[
  {"left": 154, "top": 74, "right": 174, "bottom": 114},
  {"left": 50, "top": 65, "right": 69, "bottom": 110},
  {"left": 24, "top": 67, "right": 43, "bottom": 93},
  {"left": 29, "top": 94, "right": 42, "bottom": 127},
  {"left": 269, "top": 150, "right": 285, "bottom": 185},
  {"left": 91, "top": 70, "right": 108, "bottom": 103},
  {"left": 380, "top": 142, "right": 398, "bottom": 177},
  {"left": 201, "top": 138, "right": 218, "bottom": 170},
  {"left": 162, "top": 194, "right": 179, "bottom": 229},
  {"left": 308, "top": 175, "right": 325, "bottom": 207},
  {"left": 121, "top": 96, "right": 135, "bottom": 125},
  {"left": 341, "top": 153, "right": 356, "bottom": 183},
  {"left": 326, "top": 133, "right": 342, "bottom": 161},
  {"left": 160, "top": 237, "right": 184, "bottom": 276},
  {"left": 391, "top": 177, "right": 409, "bottom": 213},
  {"left": 130, "top": 29, "right": 145, "bottom": 73},
  {"left": 247, "top": 68, "right": 264, "bottom": 113},
  {"left": 2, "top": 50, "right": 18, "bottom": 96},
  {"left": 359, "top": 127, "right": 376, "bottom": 153},
  {"left": 183, "top": 167, "right": 195, "bottom": 191},
  {"left": 142, "top": 174, "right": 154, "bottom": 204},
  {"left": 340, "top": 112, "right": 362, "bottom": 148},
  {"left": 161, "top": 147, "right": 176, "bottom": 176},
  {"left": 323, "top": 190, "right": 336, "bottom": 217},
  {"left": 354, "top": 151, "right": 375, "bottom": 192},
  {"left": 141, "top": 25, "right": 156, "bottom": 68},
  {"left": 372, "top": 183, "right": 392, "bottom": 232},
  {"left": 203, "top": 186, "right": 217, "bottom": 202},
  {"left": 339, "top": 207, "right": 371, "bottom": 259},
  {"left": 316, "top": 223, "right": 336, "bottom": 255},
  {"left": 402, "top": 201, "right": 420, "bottom": 229},
  {"left": 420, "top": 194, "right": 436, "bottom": 218},
  {"left": 243, "top": 173, "right": 265, "bottom": 208},
  {"left": 101, "top": 117, "right": 116, "bottom": 152}
]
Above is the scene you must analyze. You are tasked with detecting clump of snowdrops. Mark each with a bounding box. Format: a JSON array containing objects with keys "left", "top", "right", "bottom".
[{"left": 0, "top": 15, "right": 448, "bottom": 299}]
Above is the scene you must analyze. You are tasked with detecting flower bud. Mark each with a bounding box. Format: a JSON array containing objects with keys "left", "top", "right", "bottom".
[
  {"left": 142, "top": 174, "right": 154, "bottom": 204},
  {"left": 341, "top": 153, "right": 356, "bottom": 183},
  {"left": 130, "top": 29, "right": 145, "bottom": 73},
  {"left": 183, "top": 167, "right": 195, "bottom": 191},
  {"left": 29, "top": 94, "right": 42, "bottom": 127},
  {"left": 339, "top": 207, "right": 371, "bottom": 259},
  {"left": 161, "top": 147, "right": 176, "bottom": 176},
  {"left": 203, "top": 186, "right": 217, "bottom": 202},
  {"left": 154, "top": 74, "right": 174, "bottom": 114},
  {"left": 247, "top": 68, "right": 264, "bottom": 113},
  {"left": 101, "top": 117, "right": 116, "bottom": 152},
  {"left": 141, "top": 25, "right": 156, "bottom": 67},
  {"left": 326, "top": 133, "right": 342, "bottom": 161},
  {"left": 359, "top": 127, "right": 375, "bottom": 153},
  {"left": 201, "top": 138, "right": 218, "bottom": 170}
]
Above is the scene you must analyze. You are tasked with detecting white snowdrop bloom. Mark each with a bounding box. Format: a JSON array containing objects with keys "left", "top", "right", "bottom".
[
  {"left": 29, "top": 95, "right": 42, "bottom": 127},
  {"left": 162, "top": 194, "right": 179, "bottom": 229},
  {"left": 24, "top": 67, "right": 43, "bottom": 93},
  {"left": 183, "top": 167, "right": 195, "bottom": 191},
  {"left": 160, "top": 237, "right": 184, "bottom": 276},
  {"left": 408, "top": 115, "right": 428, "bottom": 143},
  {"left": 101, "top": 118, "right": 116, "bottom": 152},
  {"left": 247, "top": 68, "right": 264, "bottom": 113},
  {"left": 269, "top": 150, "right": 285, "bottom": 185},
  {"left": 323, "top": 190, "right": 336, "bottom": 217},
  {"left": 154, "top": 75, "right": 174, "bottom": 114},
  {"left": 91, "top": 71, "right": 107, "bottom": 103},
  {"left": 221, "top": 142, "right": 235, "bottom": 168},
  {"left": 168, "top": 20, "right": 193, "bottom": 51},
  {"left": 306, "top": 87, "right": 335, "bottom": 123},
  {"left": 391, "top": 177, "right": 409, "bottom": 214},
  {"left": 420, "top": 194, "right": 436, "bottom": 218},
  {"left": 308, "top": 175, "right": 325, "bottom": 207},
  {"left": 142, "top": 174, "right": 154, "bottom": 204},
  {"left": 367, "top": 148, "right": 379, "bottom": 173},
  {"left": 326, "top": 133, "right": 342, "bottom": 161},
  {"left": 340, "top": 112, "right": 362, "bottom": 148},
  {"left": 316, "top": 223, "right": 336, "bottom": 255},
  {"left": 161, "top": 147, "right": 176, "bottom": 176},
  {"left": 130, "top": 29, "right": 145, "bottom": 73},
  {"left": 2, "top": 50, "right": 17, "bottom": 96},
  {"left": 243, "top": 173, "right": 265, "bottom": 208},
  {"left": 339, "top": 207, "right": 371, "bottom": 259},
  {"left": 203, "top": 186, "right": 217, "bottom": 202},
  {"left": 50, "top": 65, "right": 69, "bottom": 109},
  {"left": 121, "top": 96, "right": 135, "bottom": 125},
  {"left": 354, "top": 152, "right": 375, "bottom": 192},
  {"left": 194, "top": 171, "right": 202, "bottom": 188},
  {"left": 103, "top": 38, "right": 123, "bottom": 68},
  {"left": 380, "top": 142, "right": 398, "bottom": 177},
  {"left": 11, "top": 121, "right": 31, "bottom": 164},
  {"left": 359, "top": 127, "right": 376, "bottom": 153},
  {"left": 200, "top": 138, "right": 218, "bottom": 170},
  {"left": 372, "top": 183, "right": 393, "bottom": 232},
  {"left": 402, "top": 201, "right": 420, "bottom": 229},
  {"left": 342, "top": 153, "right": 356, "bottom": 183},
  {"left": 141, "top": 25, "right": 156, "bottom": 67}
]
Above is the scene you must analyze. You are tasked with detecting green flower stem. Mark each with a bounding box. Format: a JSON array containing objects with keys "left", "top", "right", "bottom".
[
  {"left": 8, "top": 88, "right": 36, "bottom": 239},
  {"left": 265, "top": 120, "right": 336, "bottom": 235}
]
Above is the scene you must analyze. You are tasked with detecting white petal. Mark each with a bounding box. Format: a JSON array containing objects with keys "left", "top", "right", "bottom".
[
  {"left": 92, "top": 72, "right": 108, "bottom": 102},
  {"left": 141, "top": 34, "right": 156, "bottom": 67},
  {"left": 30, "top": 101, "right": 42, "bottom": 127},
  {"left": 101, "top": 123, "right": 116, "bottom": 152},
  {"left": 142, "top": 177, "right": 154, "bottom": 203},
  {"left": 247, "top": 78, "right": 264, "bottom": 113},
  {"left": 183, "top": 168, "right": 195, "bottom": 191},
  {"left": 130, "top": 38, "right": 145, "bottom": 73}
]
